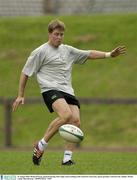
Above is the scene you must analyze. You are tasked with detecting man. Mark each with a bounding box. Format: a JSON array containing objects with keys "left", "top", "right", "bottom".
[{"left": 12, "top": 19, "right": 126, "bottom": 166}]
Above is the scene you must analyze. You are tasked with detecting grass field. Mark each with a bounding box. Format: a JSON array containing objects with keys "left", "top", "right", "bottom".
[
  {"left": 1, "top": 14, "right": 137, "bottom": 176},
  {"left": 9, "top": 104, "right": 137, "bottom": 148},
  {"left": 1, "top": 14, "right": 137, "bottom": 150},
  {"left": 0, "top": 150, "right": 137, "bottom": 174},
  {"left": 0, "top": 14, "right": 137, "bottom": 98}
]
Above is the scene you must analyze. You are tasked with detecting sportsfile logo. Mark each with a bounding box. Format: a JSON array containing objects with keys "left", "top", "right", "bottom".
[{"left": 0, "top": 175, "right": 16, "bottom": 180}]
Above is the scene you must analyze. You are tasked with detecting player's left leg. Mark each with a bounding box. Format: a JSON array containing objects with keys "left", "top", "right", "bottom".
[{"left": 62, "top": 104, "right": 81, "bottom": 165}]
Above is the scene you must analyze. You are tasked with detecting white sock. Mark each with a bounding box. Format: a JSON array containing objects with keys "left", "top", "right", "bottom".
[
  {"left": 63, "top": 150, "right": 72, "bottom": 163},
  {"left": 38, "top": 138, "right": 48, "bottom": 151}
]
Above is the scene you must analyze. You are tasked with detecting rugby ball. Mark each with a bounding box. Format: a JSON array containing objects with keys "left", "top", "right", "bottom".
[{"left": 59, "top": 124, "right": 84, "bottom": 143}]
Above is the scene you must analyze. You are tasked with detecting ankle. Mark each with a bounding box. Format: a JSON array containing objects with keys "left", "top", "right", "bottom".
[{"left": 38, "top": 138, "right": 48, "bottom": 151}]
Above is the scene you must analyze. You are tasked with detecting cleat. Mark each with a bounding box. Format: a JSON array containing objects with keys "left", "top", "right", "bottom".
[
  {"left": 32, "top": 144, "right": 44, "bottom": 165},
  {"left": 62, "top": 160, "right": 75, "bottom": 166}
]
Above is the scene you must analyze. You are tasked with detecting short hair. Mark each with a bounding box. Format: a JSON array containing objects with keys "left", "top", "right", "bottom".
[{"left": 48, "top": 19, "right": 66, "bottom": 33}]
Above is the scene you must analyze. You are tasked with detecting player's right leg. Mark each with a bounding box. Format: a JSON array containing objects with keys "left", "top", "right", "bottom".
[
  {"left": 44, "top": 98, "right": 73, "bottom": 141},
  {"left": 32, "top": 97, "right": 73, "bottom": 165}
]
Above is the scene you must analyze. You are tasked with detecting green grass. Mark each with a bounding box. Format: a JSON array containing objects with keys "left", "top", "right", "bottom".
[
  {"left": 0, "top": 150, "right": 137, "bottom": 174},
  {"left": 6, "top": 104, "right": 137, "bottom": 148},
  {"left": 0, "top": 14, "right": 137, "bottom": 97},
  {"left": 1, "top": 14, "right": 137, "bottom": 149}
]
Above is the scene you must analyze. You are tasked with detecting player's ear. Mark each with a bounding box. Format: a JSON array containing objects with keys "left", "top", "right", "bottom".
[{"left": 48, "top": 32, "right": 52, "bottom": 38}]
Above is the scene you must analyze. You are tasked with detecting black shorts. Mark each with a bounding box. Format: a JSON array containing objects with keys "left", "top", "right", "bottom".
[{"left": 42, "top": 90, "right": 80, "bottom": 113}]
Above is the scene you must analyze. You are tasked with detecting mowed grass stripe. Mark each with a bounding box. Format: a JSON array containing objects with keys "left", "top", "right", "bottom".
[{"left": 0, "top": 151, "right": 137, "bottom": 174}]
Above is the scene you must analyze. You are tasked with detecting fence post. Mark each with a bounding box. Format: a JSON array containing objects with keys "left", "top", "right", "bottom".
[{"left": 4, "top": 99, "right": 12, "bottom": 147}]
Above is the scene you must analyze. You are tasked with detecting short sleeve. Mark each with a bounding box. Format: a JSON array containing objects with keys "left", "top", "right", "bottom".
[
  {"left": 67, "top": 46, "right": 91, "bottom": 64},
  {"left": 22, "top": 51, "right": 43, "bottom": 77}
]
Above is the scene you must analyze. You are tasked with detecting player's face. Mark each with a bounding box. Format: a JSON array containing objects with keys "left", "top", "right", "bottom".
[{"left": 48, "top": 29, "right": 64, "bottom": 47}]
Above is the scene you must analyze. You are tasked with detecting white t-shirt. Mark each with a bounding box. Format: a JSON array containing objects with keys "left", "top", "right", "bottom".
[{"left": 22, "top": 42, "right": 91, "bottom": 95}]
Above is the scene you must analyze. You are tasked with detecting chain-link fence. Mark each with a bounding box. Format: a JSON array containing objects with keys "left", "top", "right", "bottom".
[{"left": 0, "top": 0, "right": 137, "bottom": 16}]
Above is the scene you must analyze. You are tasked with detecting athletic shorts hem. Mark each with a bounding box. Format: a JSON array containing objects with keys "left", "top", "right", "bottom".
[{"left": 42, "top": 90, "right": 80, "bottom": 113}]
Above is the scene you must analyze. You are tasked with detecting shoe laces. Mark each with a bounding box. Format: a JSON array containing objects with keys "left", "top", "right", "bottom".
[{"left": 33, "top": 144, "right": 43, "bottom": 158}]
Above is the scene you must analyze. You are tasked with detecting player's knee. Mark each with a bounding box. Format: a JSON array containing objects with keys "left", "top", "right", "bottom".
[
  {"left": 76, "top": 119, "right": 81, "bottom": 127},
  {"left": 61, "top": 110, "right": 73, "bottom": 124},
  {"left": 74, "top": 118, "right": 81, "bottom": 127},
  {"left": 70, "top": 116, "right": 81, "bottom": 127}
]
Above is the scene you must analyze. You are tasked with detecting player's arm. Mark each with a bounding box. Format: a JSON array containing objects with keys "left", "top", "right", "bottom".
[
  {"left": 12, "top": 72, "right": 28, "bottom": 111},
  {"left": 88, "top": 46, "right": 126, "bottom": 60}
]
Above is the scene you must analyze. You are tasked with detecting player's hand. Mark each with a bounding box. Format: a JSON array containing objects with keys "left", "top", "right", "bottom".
[
  {"left": 12, "top": 96, "right": 25, "bottom": 111},
  {"left": 111, "top": 46, "right": 126, "bottom": 57}
]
